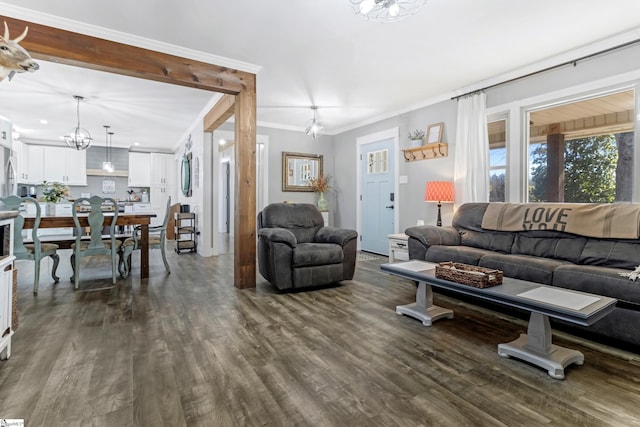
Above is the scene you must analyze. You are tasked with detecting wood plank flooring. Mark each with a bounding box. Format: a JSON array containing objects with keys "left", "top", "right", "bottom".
[{"left": 1, "top": 246, "right": 640, "bottom": 426}]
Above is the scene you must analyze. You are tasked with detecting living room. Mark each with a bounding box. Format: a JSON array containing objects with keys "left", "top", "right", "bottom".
[{"left": 2, "top": 1, "right": 640, "bottom": 425}]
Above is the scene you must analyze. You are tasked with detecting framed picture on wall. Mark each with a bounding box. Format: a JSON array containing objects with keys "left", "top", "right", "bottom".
[{"left": 426, "top": 122, "right": 444, "bottom": 144}]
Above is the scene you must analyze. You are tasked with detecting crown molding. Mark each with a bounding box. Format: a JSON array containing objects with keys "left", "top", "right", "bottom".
[
  {"left": 0, "top": 3, "right": 262, "bottom": 74},
  {"left": 452, "top": 27, "right": 640, "bottom": 98}
]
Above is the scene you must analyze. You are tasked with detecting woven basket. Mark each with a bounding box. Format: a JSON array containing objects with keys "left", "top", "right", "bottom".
[
  {"left": 435, "top": 262, "right": 503, "bottom": 288},
  {"left": 12, "top": 268, "right": 18, "bottom": 332}
]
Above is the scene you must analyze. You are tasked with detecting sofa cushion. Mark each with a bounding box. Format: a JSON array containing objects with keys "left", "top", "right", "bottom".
[
  {"left": 426, "top": 245, "right": 495, "bottom": 265},
  {"left": 479, "top": 253, "right": 571, "bottom": 285},
  {"left": 579, "top": 240, "right": 640, "bottom": 269},
  {"left": 292, "top": 243, "right": 343, "bottom": 267},
  {"left": 459, "top": 229, "right": 514, "bottom": 253},
  {"left": 512, "top": 233, "right": 587, "bottom": 264},
  {"left": 553, "top": 264, "right": 640, "bottom": 305}
]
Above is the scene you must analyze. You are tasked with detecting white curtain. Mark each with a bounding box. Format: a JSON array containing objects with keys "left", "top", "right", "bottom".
[{"left": 454, "top": 92, "right": 489, "bottom": 204}]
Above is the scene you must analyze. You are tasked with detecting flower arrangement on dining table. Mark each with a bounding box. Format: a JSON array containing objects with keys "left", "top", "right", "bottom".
[
  {"left": 41, "top": 181, "right": 70, "bottom": 203},
  {"left": 308, "top": 175, "right": 331, "bottom": 193}
]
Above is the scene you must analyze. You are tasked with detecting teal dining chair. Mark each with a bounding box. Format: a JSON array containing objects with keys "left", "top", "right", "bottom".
[
  {"left": 0, "top": 195, "right": 60, "bottom": 294},
  {"left": 119, "top": 196, "right": 171, "bottom": 278},
  {"left": 71, "top": 196, "right": 121, "bottom": 290}
]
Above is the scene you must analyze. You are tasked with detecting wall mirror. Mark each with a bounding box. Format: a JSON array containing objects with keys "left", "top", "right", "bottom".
[{"left": 282, "top": 152, "right": 323, "bottom": 192}]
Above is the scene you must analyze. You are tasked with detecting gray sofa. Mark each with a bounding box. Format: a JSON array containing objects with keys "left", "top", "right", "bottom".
[
  {"left": 257, "top": 203, "right": 358, "bottom": 291},
  {"left": 406, "top": 202, "right": 640, "bottom": 349}
]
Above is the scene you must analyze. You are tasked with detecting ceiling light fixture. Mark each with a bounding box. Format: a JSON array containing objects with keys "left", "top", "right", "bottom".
[
  {"left": 64, "top": 95, "right": 92, "bottom": 150},
  {"left": 305, "top": 106, "right": 323, "bottom": 139},
  {"left": 102, "top": 125, "right": 114, "bottom": 173},
  {"left": 350, "top": 0, "right": 426, "bottom": 23}
]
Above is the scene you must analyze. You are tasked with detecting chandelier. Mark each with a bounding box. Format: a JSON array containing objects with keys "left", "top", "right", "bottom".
[
  {"left": 64, "top": 95, "right": 93, "bottom": 150},
  {"left": 305, "top": 106, "right": 323, "bottom": 139},
  {"left": 102, "top": 125, "right": 114, "bottom": 173},
  {"left": 350, "top": 0, "right": 427, "bottom": 23}
]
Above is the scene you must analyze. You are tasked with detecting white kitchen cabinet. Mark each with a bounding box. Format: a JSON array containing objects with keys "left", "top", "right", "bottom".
[
  {"left": 151, "top": 153, "right": 175, "bottom": 187},
  {"left": 128, "top": 152, "right": 151, "bottom": 187},
  {"left": 150, "top": 185, "right": 174, "bottom": 227},
  {"left": 0, "top": 214, "right": 16, "bottom": 361},
  {"left": 18, "top": 144, "right": 45, "bottom": 184},
  {"left": 149, "top": 153, "right": 175, "bottom": 227},
  {"left": 43, "top": 146, "right": 87, "bottom": 186}
]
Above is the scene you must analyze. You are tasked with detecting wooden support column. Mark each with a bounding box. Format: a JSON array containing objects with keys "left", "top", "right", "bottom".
[
  {"left": 234, "top": 76, "right": 257, "bottom": 288},
  {"left": 546, "top": 124, "right": 565, "bottom": 202}
]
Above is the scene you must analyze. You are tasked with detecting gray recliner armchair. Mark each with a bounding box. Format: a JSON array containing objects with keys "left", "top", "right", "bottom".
[{"left": 257, "top": 203, "right": 358, "bottom": 291}]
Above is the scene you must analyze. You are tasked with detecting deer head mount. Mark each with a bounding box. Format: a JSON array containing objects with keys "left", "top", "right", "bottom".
[{"left": 0, "top": 21, "right": 39, "bottom": 82}]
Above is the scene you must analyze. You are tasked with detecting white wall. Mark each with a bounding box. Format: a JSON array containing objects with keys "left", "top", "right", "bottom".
[{"left": 175, "top": 120, "right": 208, "bottom": 255}]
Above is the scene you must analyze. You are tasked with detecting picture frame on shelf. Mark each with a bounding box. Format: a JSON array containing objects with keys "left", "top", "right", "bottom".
[{"left": 426, "top": 122, "right": 444, "bottom": 144}]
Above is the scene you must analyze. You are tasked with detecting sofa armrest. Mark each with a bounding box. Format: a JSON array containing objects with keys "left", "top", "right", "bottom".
[
  {"left": 315, "top": 226, "right": 358, "bottom": 247},
  {"left": 405, "top": 225, "right": 460, "bottom": 248},
  {"left": 258, "top": 228, "right": 297, "bottom": 248}
]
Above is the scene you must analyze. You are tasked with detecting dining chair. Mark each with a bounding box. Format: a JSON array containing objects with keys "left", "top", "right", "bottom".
[
  {"left": 71, "top": 195, "right": 121, "bottom": 290},
  {"left": 0, "top": 196, "right": 60, "bottom": 294},
  {"left": 119, "top": 196, "right": 171, "bottom": 278}
]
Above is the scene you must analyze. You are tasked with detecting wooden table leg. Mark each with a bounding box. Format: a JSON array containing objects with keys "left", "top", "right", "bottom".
[{"left": 140, "top": 223, "right": 149, "bottom": 279}]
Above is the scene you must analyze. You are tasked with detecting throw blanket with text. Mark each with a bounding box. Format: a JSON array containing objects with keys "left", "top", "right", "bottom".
[{"left": 481, "top": 203, "right": 640, "bottom": 239}]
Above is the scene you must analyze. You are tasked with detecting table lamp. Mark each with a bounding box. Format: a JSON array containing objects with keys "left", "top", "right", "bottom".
[{"left": 424, "top": 181, "right": 454, "bottom": 226}]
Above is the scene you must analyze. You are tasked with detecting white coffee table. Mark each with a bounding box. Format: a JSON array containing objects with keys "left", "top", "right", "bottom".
[{"left": 381, "top": 260, "right": 617, "bottom": 379}]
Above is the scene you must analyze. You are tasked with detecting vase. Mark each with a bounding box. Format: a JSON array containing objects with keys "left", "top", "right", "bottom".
[
  {"left": 317, "top": 192, "right": 329, "bottom": 211},
  {"left": 409, "top": 138, "right": 424, "bottom": 148}
]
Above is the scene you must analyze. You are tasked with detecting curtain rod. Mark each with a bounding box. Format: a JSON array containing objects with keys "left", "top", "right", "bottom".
[{"left": 451, "top": 37, "right": 640, "bottom": 101}]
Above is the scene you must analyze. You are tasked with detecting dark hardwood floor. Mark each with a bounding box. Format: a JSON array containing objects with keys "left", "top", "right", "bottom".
[{"left": 1, "top": 246, "right": 640, "bottom": 426}]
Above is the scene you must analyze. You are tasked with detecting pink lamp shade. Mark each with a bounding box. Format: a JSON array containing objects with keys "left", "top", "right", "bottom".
[{"left": 424, "top": 181, "right": 454, "bottom": 203}]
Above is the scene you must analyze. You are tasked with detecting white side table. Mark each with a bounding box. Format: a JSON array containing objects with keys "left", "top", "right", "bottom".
[
  {"left": 320, "top": 211, "right": 329, "bottom": 226},
  {"left": 388, "top": 233, "right": 409, "bottom": 263}
]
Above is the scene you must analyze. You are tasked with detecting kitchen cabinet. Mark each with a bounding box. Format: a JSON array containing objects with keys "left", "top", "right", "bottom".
[
  {"left": 128, "top": 152, "right": 151, "bottom": 187},
  {"left": 150, "top": 185, "right": 174, "bottom": 227},
  {"left": 17, "top": 144, "right": 45, "bottom": 184},
  {"left": 0, "top": 214, "right": 16, "bottom": 361},
  {"left": 151, "top": 153, "right": 175, "bottom": 187},
  {"left": 17, "top": 145, "right": 86, "bottom": 185},
  {"left": 149, "top": 154, "right": 175, "bottom": 227},
  {"left": 43, "top": 146, "right": 87, "bottom": 186}
]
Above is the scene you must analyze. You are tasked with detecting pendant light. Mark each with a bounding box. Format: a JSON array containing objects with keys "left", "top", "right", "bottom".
[
  {"left": 102, "top": 125, "right": 114, "bottom": 173},
  {"left": 305, "top": 106, "right": 323, "bottom": 139},
  {"left": 64, "top": 95, "right": 93, "bottom": 150}
]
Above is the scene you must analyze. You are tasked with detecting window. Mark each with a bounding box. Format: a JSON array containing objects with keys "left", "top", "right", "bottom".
[
  {"left": 527, "top": 90, "right": 634, "bottom": 203},
  {"left": 367, "top": 149, "right": 388, "bottom": 174},
  {"left": 488, "top": 119, "right": 506, "bottom": 202}
]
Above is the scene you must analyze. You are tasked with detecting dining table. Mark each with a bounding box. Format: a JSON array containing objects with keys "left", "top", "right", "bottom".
[{"left": 22, "top": 212, "right": 157, "bottom": 279}]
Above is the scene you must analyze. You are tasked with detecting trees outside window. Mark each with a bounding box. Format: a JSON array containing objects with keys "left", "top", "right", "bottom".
[{"left": 529, "top": 134, "right": 628, "bottom": 203}]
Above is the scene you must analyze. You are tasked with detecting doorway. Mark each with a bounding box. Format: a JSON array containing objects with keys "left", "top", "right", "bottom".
[
  {"left": 215, "top": 131, "right": 269, "bottom": 254},
  {"left": 357, "top": 128, "right": 400, "bottom": 255}
]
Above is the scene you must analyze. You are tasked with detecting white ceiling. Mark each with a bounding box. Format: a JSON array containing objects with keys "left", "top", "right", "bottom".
[{"left": 2, "top": 0, "right": 640, "bottom": 151}]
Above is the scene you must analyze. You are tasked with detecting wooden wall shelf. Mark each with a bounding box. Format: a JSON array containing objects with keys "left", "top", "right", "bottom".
[{"left": 402, "top": 142, "right": 448, "bottom": 162}]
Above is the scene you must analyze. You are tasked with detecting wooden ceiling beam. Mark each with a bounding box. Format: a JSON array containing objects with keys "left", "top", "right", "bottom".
[
  {"left": 0, "top": 16, "right": 252, "bottom": 95},
  {"left": 204, "top": 94, "right": 235, "bottom": 131}
]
